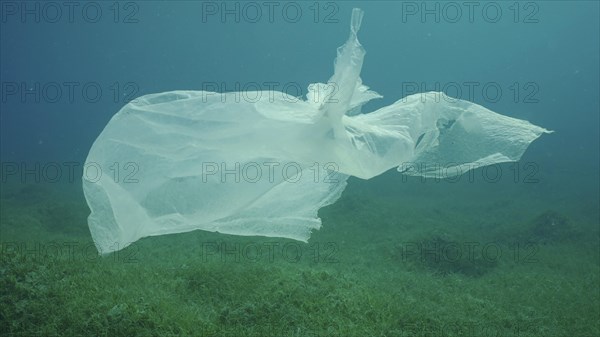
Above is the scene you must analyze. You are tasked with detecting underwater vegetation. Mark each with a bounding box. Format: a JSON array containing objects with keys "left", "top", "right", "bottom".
[
  {"left": 1, "top": 179, "right": 599, "bottom": 337},
  {"left": 397, "top": 231, "right": 498, "bottom": 277},
  {"left": 527, "top": 210, "right": 575, "bottom": 243}
]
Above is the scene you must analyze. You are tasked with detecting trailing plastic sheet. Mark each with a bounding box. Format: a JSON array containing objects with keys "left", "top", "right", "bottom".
[{"left": 83, "top": 8, "right": 550, "bottom": 254}]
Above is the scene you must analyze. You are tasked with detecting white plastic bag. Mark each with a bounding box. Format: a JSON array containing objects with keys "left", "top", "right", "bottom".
[{"left": 83, "top": 8, "right": 550, "bottom": 254}]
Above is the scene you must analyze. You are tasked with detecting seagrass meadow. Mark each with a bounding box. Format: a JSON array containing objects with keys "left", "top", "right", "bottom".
[{"left": 1, "top": 169, "right": 598, "bottom": 336}]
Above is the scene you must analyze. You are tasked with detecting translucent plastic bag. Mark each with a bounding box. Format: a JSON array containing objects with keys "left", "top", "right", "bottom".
[{"left": 83, "top": 8, "right": 550, "bottom": 254}]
